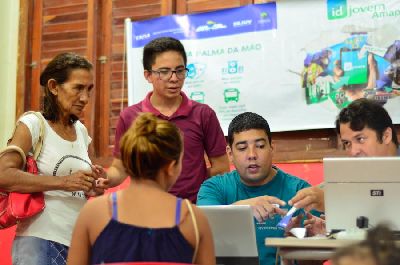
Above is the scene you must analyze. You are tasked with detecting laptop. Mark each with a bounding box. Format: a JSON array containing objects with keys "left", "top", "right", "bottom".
[
  {"left": 324, "top": 157, "right": 400, "bottom": 233},
  {"left": 198, "top": 205, "right": 259, "bottom": 265}
]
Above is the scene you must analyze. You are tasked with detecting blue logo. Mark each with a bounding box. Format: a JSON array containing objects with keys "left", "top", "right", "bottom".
[
  {"left": 196, "top": 20, "right": 227, "bottom": 32},
  {"left": 135, "top": 33, "right": 150, "bottom": 41},
  {"left": 187, "top": 63, "right": 206, "bottom": 79},
  {"left": 233, "top": 19, "right": 252, "bottom": 27},
  {"left": 222, "top": 61, "right": 244, "bottom": 75},
  {"left": 258, "top": 11, "right": 272, "bottom": 24},
  {"left": 327, "top": 0, "right": 348, "bottom": 20}
]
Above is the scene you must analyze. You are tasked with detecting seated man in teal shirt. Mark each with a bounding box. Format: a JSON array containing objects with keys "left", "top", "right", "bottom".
[{"left": 197, "top": 112, "right": 314, "bottom": 265}]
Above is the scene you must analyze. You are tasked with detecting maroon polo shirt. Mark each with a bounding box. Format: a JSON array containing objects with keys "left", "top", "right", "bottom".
[{"left": 113, "top": 92, "right": 227, "bottom": 202}]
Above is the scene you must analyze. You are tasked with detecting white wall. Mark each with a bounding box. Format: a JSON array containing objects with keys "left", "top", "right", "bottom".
[{"left": 0, "top": 1, "right": 19, "bottom": 147}]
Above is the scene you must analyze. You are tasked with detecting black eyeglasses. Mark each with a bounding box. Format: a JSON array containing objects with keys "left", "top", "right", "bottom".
[{"left": 150, "top": 68, "right": 189, "bottom": 81}]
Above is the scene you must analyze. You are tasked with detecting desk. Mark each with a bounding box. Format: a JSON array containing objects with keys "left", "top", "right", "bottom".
[{"left": 265, "top": 237, "right": 360, "bottom": 265}]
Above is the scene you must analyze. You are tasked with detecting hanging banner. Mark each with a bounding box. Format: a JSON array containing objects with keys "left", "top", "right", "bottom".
[{"left": 126, "top": 1, "right": 400, "bottom": 133}]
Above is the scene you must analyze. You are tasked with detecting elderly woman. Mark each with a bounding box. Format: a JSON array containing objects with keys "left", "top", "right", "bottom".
[{"left": 0, "top": 53, "right": 107, "bottom": 265}]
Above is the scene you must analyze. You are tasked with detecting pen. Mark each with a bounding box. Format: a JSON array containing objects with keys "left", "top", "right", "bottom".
[{"left": 276, "top": 206, "right": 298, "bottom": 229}]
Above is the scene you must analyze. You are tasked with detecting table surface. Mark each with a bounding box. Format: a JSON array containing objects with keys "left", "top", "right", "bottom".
[
  {"left": 265, "top": 237, "right": 361, "bottom": 248},
  {"left": 265, "top": 237, "right": 362, "bottom": 262}
]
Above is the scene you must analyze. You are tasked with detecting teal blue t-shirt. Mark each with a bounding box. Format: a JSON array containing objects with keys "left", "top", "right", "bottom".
[{"left": 197, "top": 167, "right": 311, "bottom": 265}]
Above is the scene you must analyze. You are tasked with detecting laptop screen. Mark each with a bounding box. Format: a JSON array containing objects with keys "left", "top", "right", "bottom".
[
  {"left": 198, "top": 205, "right": 259, "bottom": 265},
  {"left": 324, "top": 157, "right": 400, "bottom": 233}
]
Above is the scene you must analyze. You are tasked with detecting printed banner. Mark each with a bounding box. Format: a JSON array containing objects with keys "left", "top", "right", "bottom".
[{"left": 126, "top": 1, "right": 400, "bottom": 133}]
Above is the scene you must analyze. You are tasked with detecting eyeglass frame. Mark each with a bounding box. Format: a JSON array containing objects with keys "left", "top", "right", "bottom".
[{"left": 149, "top": 67, "right": 189, "bottom": 81}]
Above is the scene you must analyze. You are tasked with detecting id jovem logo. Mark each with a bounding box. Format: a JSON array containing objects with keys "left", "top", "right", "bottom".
[
  {"left": 327, "top": 0, "right": 398, "bottom": 20},
  {"left": 327, "top": 0, "right": 348, "bottom": 20}
]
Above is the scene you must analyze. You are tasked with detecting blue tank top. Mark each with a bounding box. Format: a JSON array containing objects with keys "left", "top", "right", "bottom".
[{"left": 90, "top": 193, "right": 194, "bottom": 264}]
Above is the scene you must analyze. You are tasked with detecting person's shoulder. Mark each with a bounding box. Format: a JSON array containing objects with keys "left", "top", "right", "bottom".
[
  {"left": 184, "top": 200, "right": 211, "bottom": 234},
  {"left": 275, "top": 167, "right": 311, "bottom": 186},
  {"left": 77, "top": 194, "right": 110, "bottom": 229},
  {"left": 83, "top": 194, "right": 109, "bottom": 212},
  {"left": 75, "top": 120, "right": 91, "bottom": 140},
  {"left": 19, "top": 111, "right": 42, "bottom": 125},
  {"left": 191, "top": 100, "right": 214, "bottom": 112},
  {"left": 120, "top": 102, "right": 142, "bottom": 116},
  {"left": 198, "top": 171, "right": 238, "bottom": 205},
  {"left": 75, "top": 119, "right": 87, "bottom": 129},
  {"left": 189, "top": 202, "right": 209, "bottom": 221},
  {"left": 275, "top": 167, "right": 299, "bottom": 179},
  {"left": 203, "top": 170, "right": 238, "bottom": 185},
  {"left": 118, "top": 102, "right": 143, "bottom": 123},
  {"left": 189, "top": 101, "right": 220, "bottom": 126},
  {"left": 17, "top": 112, "right": 45, "bottom": 139}
]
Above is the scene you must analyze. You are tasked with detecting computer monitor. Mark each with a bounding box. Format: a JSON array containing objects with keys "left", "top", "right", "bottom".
[
  {"left": 198, "top": 205, "right": 259, "bottom": 265},
  {"left": 324, "top": 157, "right": 400, "bottom": 233}
]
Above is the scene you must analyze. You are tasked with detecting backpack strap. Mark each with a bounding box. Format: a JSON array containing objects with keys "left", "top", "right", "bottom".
[{"left": 185, "top": 199, "right": 199, "bottom": 264}]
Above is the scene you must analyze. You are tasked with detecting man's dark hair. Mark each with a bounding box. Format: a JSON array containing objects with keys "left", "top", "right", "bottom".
[
  {"left": 335, "top": 98, "right": 399, "bottom": 147},
  {"left": 142, "top": 37, "right": 187, "bottom": 71},
  {"left": 40, "top": 52, "right": 93, "bottom": 124},
  {"left": 228, "top": 112, "right": 272, "bottom": 146}
]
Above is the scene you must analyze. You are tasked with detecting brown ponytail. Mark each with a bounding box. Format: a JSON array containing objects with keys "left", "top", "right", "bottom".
[{"left": 120, "top": 113, "right": 183, "bottom": 180}]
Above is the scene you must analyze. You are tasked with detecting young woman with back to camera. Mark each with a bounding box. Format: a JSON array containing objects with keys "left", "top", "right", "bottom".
[{"left": 67, "top": 112, "right": 215, "bottom": 265}]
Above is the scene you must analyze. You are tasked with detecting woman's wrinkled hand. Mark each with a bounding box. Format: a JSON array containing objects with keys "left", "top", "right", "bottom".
[{"left": 60, "top": 170, "right": 95, "bottom": 192}]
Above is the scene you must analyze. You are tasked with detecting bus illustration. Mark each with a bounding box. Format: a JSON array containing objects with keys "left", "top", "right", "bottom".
[
  {"left": 190, "top": 91, "right": 205, "bottom": 103},
  {"left": 224, "top": 88, "right": 240, "bottom": 103}
]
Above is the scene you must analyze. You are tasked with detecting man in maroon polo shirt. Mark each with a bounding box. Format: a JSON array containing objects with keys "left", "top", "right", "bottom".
[{"left": 107, "top": 37, "right": 230, "bottom": 202}]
